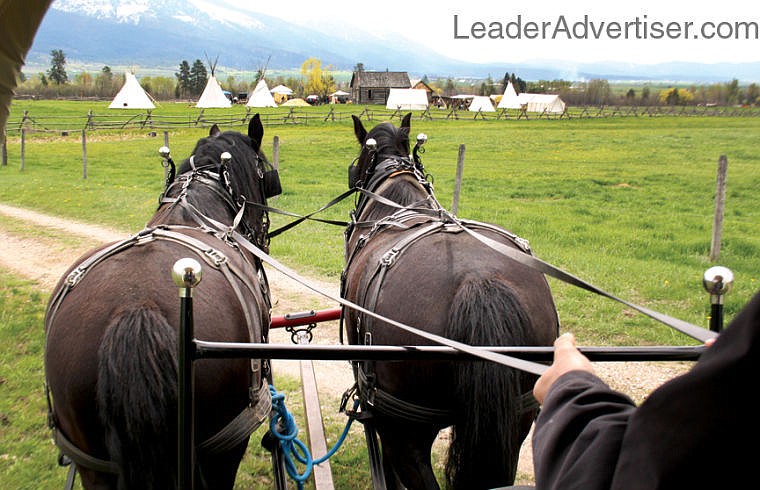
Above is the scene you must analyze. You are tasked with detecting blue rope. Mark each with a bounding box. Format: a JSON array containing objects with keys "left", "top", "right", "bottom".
[{"left": 269, "top": 384, "right": 357, "bottom": 489}]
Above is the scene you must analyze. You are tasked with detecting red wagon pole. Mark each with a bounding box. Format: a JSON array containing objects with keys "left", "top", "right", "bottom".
[{"left": 270, "top": 307, "right": 342, "bottom": 329}]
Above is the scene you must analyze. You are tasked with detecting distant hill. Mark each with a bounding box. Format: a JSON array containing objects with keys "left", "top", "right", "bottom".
[{"left": 25, "top": 1, "right": 760, "bottom": 83}]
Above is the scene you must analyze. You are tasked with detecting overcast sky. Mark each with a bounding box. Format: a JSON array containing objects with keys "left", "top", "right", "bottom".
[{"left": 218, "top": 0, "right": 759, "bottom": 65}]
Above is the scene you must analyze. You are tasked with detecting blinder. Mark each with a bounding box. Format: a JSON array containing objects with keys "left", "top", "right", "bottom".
[
  {"left": 262, "top": 165, "right": 282, "bottom": 199},
  {"left": 348, "top": 137, "right": 378, "bottom": 189}
]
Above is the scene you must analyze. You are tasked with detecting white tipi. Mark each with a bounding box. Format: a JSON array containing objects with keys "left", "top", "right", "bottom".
[
  {"left": 196, "top": 74, "right": 231, "bottom": 108},
  {"left": 247, "top": 79, "right": 277, "bottom": 108},
  {"left": 109, "top": 72, "right": 155, "bottom": 109},
  {"left": 497, "top": 81, "right": 521, "bottom": 109}
]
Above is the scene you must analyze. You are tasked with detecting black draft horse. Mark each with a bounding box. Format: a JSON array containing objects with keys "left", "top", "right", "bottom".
[
  {"left": 44, "top": 115, "right": 279, "bottom": 489},
  {"left": 342, "top": 114, "right": 559, "bottom": 489}
]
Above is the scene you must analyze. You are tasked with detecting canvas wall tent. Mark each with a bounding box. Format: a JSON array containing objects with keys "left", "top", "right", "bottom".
[
  {"left": 497, "top": 81, "right": 566, "bottom": 114},
  {"left": 385, "top": 89, "right": 429, "bottom": 110},
  {"left": 269, "top": 84, "right": 293, "bottom": 104},
  {"left": 109, "top": 72, "right": 155, "bottom": 109},
  {"left": 247, "top": 79, "right": 278, "bottom": 108},
  {"left": 468, "top": 95, "right": 495, "bottom": 112},
  {"left": 196, "top": 75, "right": 231, "bottom": 108}
]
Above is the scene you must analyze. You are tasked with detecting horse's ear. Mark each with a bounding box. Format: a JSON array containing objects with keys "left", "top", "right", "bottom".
[
  {"left": 209, "top": 124, "right": 221, "bottom": 137},
  {"left": 401, "top": 113, "right": 412, "bottom": 129},
  {"left": 352, "top": 115, "right": 367, "bottom": 145},
  {"left": 248, "top": 113, "right": 264, "bottom": 152}
]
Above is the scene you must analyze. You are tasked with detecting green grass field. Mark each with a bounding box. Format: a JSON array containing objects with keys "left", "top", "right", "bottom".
[{"left": 2, "top": 100, "right": 759, "bottom": 488}]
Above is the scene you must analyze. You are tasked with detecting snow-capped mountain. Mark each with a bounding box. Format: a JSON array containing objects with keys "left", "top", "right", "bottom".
[
  {"left": 26, "top": 0, "right": 760, "bottom": 81},
  {"left": 27, "top": 0, "right": 474, "bottom": 77}
]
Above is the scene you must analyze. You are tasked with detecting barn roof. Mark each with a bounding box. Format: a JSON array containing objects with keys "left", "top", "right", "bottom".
[{"left": 350, "top": 71, "right": 411, "bottom": 88}]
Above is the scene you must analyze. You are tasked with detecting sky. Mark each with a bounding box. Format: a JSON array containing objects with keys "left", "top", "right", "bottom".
[{"left": 220, "top": 0, "right": 760, "bottom": 66}]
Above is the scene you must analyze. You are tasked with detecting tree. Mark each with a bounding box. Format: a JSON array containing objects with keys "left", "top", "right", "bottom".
[
  {"left": 659, "top": 87, "right": 694, "bottom": 105},
  {"left": 189, "top": 59, "right": 208, "bottom": 96},
  {"left": 175, "top": 60, "right": 191, "bottom": 98},
  {"left": 300, "top": 58, "right": 335, "bottom": 99},
  {"left": 47, "top": 49, "right": 68, "bottom": 85},
  {"left": 585, "top": 79, "right": 611, "bottom": 105},
  {"left": 745, "top": 83, "right": 759, "bottom": 106},
  {"left": 444, "top": 78, "right": 455, "bottom": 97},
  {"left": 95, "top": 66, "right": 115, "bottom": 96}
]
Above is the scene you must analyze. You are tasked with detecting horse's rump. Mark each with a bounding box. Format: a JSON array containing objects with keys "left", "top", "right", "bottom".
[{"left": 45, "top": 228, "right": 269, "bottom": 487}]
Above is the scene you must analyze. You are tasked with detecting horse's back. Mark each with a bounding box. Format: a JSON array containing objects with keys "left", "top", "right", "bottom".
[
  {"left": 44, "top": 228, "right": 266, "bottom": 485},
  {"left": 344, "top": 220, "right": 558, "bottom": 345}
]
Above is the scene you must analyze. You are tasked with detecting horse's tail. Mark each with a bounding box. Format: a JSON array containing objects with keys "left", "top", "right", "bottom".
[
  {"left": 444, "top": 277, "right": 534, "bottom": 490},
  {"left": 97, "top": 305, "right": 178, "bottom": 490}
]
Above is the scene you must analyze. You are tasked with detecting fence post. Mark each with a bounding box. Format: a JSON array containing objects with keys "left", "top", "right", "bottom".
[
  {"left": 20, "top": 128, "right": 25, "bottom": 171},
  {"left": 1, "top": 129, "right": 7, "bottom": 166},
  {"left": 164, "top": 131, "right": 169, "bottom": 148},
  {"left": 451, "top": 144, "right": 465, "bottom": 215},
  {"left": 710, "top": 155, "right": 728, "bottom": 261},
  {"left": 272, "top": 135, "right": 279, "bottom": 170},
  {"left": 82, "top": 130, "right": 88, "bottom": 179}
]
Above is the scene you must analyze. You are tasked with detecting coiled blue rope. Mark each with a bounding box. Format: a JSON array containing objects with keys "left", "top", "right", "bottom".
[{"left": 269, "top": 384, "right": 358, "bottom": 489}]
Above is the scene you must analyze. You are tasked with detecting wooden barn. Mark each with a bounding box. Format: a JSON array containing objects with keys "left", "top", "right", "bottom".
[{"left": 350, "top": 70, "right": 411, "bottom": 105}]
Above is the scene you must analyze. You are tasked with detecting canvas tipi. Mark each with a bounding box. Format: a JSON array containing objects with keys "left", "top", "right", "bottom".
[
  {"left": 196, "top": 74, "right": 231, "bottom": 108},
  {"left": 497, "top": 81, "right": 566, "bottom": 114},
  {"left": 247, "top": 79, "right": 278, "bottom": 108},
  {"left": 468, "top": 95, "right": 495, "bottom": 112},
  {"left": 109, "top": 72, "right": 155, "bottom": 109}
]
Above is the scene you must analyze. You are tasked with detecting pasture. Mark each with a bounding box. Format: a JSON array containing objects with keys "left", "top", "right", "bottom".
[{"left": 1, "top": 100, "right": 759, "bottom": 488}]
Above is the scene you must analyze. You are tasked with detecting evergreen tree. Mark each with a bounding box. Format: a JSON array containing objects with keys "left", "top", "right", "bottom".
[
  {"left": 189, "top": 59, "right": 208, "bottom": 96},
  {"left": 175, "top": 60, "right": 191, "bottom": 98},
  {"left": 47, "top": 49, "right": 68, "bottom": 85}
]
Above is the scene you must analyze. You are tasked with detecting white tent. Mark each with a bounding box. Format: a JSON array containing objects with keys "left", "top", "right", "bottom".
[
  {"left": 269, "top": 84, "right": 293, "bottom": 95},
  {"left": 385, "top": 88, "right": 428, "bottom": 110},
  {"left": 109, "top": 72, "right": 155, "bottom": 109},
  {"left": 468, "top": 96, "right": 495, "bottom": 112},
  {"left": 247, "top": 79, "right": 278, "bottom": 108},
  {"left": 196, "top": 75, "right": 231, "bottom": 108},
  {"left": 497, "top": 82, "right": 566, "bottom": 114}
]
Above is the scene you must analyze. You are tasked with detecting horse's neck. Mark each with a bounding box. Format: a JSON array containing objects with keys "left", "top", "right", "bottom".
[
  {"left": 362, "top": 175, "right": 433, "bottom": 219},
  {"left": 149, "top": 190, "right": 236, "bottom": 229}
]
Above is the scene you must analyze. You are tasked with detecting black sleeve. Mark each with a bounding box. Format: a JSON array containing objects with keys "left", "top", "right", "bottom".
[{"left": 532, "top": 370, "right": 636, "bottom": 490}]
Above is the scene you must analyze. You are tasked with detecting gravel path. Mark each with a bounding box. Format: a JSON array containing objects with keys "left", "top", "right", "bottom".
[{"left": 0, "top": 203, "right": 694, "bottom": 485}]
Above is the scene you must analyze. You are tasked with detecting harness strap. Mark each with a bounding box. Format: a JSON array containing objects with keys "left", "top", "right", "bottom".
[
  {"left": 354, "top": 366, "right": 539, "bottom": 425},
  {"left": 453, "top": 217, "right": 716, "bottom": 343},
  {"left": 197, "top": 380, "right": 272, "bottom": 457},
  {"left": 53, "top": 428, "right": 119, "bottom": 475},
  {"left": 351, "top": 217, "right": 541, "bottom": 424},
  {"left": 46, "top": 226, "right": 271, "bottom": 478}
]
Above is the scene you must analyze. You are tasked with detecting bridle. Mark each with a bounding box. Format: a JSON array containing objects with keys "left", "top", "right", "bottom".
[{"left": 158, "top": 145, "right": 281, "bottom": 252}]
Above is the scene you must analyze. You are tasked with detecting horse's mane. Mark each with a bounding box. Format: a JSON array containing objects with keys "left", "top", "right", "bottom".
[
  {"left": 357, "top": 121, "right": 435, "bottom": 221},
  {"left": 180, "top": 130, "right": 267, "bottom": 203},
  {"left": 175, "top": 129, "right": 270, "bottom": 246},
  {"left": 360, "top": 122, "right": 410, "bottom": 172}
]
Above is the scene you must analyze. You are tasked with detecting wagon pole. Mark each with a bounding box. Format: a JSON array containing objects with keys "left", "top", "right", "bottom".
[
  {"left": 271, "top": 309, "right": 338, "bottom": 489},
  {"left": 173, "top": 258, "right": 203, "bottom": 490}
]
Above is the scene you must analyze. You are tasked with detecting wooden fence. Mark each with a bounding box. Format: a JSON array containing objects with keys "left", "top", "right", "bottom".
[{"left": 4, "top": 103, "right": 760, "bottom": 137}]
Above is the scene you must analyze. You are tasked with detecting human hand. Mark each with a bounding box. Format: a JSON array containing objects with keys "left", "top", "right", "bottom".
[{"left": 533, "top": 333, "right": 595, "bottom": 404}]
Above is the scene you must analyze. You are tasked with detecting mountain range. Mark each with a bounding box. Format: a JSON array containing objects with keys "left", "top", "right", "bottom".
[{"left": 25, "top": 0, "right": 760, "bottom": 83}]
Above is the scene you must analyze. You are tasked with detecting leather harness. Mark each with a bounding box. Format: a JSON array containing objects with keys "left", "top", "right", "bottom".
[
  {"left": 341, "top": 157, "right": 541, "bottom": 425},
  {"left": 44, "top": 165, "right": 274, "bottom": 484}
]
